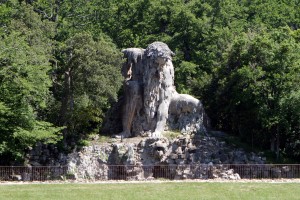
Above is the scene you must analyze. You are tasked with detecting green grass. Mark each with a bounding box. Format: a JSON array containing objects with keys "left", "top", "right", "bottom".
[
  {"left": 0, "top": 182, "right": 299, "bottom": 200},
  {"left": 164, "top": 130, "right": 182, "bottom": 140}
]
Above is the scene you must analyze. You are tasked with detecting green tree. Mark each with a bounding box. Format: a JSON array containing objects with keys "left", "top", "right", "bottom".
[
  {"left": 0, "top": 3, "right": 61, "bottom": 164},
  {"left": 207, "top": 27, "right": 300, "bottom": 159},
  {"left": 52, "top": 33, "right": 123, "bottom": 146}
]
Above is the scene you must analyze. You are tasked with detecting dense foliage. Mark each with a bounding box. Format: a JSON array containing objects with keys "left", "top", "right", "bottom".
[{"left": 0, "top": 0, "right": 299, "bottom": 163}]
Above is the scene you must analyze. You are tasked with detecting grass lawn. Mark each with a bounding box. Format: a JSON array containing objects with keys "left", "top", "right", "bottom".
[{"left": 0, "top": 182, "right": 299, "bottom": 200}]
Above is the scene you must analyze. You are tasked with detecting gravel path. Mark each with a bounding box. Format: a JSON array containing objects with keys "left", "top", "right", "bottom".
[{"left": 1, "top": 179, "right": 300, "bottom": 185}]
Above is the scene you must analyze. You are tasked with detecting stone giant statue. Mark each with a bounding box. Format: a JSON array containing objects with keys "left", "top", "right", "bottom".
[{"left": 115, "top": 42, "right": 209, "bottom": 138}]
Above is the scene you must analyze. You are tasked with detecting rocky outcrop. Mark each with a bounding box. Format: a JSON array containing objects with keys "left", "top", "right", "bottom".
[
  {"left": 64, "top": 134, "right": 266, "bottom": 180},
  {"left": 28, "top": 133, "right": 300, "bottom": 180},
  {"left": 26, "top": 142, "right": 67, "bottom": 166}
]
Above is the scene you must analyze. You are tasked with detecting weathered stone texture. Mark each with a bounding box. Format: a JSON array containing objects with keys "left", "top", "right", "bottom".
[
  {"left": 104, "top": 42, "right": 209, "bottom": 138},
  {"left": 65, "top": 134, "right": 266, "bottom": 180}
]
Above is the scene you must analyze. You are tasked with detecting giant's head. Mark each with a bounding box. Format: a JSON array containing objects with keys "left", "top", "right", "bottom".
[{"left": 145, "top": 42, "right": 175, "bottom": 66}]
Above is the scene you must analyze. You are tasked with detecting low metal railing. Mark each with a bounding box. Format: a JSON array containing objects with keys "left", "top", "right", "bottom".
[
  {"left": 0, "top": 164, "right": 299, "bottom": 181},
  {"left": 0, "top": 166, "right": 68, "bottom": 181},
  {"left": 226, "top": 164, "right": 300, "bottom": 179}
]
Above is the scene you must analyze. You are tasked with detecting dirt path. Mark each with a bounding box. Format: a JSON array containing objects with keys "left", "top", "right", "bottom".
[{"left": 1, "top": 179, "right": 300, "bottom": 185}]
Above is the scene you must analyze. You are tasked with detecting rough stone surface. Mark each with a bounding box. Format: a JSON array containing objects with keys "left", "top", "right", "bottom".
[
  {"left": 103, "top": 42, "right": 209, "bottom": 138},
  {"left": 62, "top": 134, "right": 267, "bottom": 180},
  {"left": 27, "top": 132, "right": 300, "bottom": 181}
]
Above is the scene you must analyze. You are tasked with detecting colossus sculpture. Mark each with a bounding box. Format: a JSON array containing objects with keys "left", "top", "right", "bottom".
[{"left": 115, "top": 42, "right": 209, "bottom": 138}]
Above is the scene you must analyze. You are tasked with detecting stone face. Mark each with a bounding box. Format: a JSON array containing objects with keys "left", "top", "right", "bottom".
[
  {"left": 109, "top": 41, "right": 209, "bottom": 138},
  {"left": 63, "top": 134, "right": 269, "bottom": 180},
  {"left": 26, "top": 132, "right": 276, "bottom": 180}
]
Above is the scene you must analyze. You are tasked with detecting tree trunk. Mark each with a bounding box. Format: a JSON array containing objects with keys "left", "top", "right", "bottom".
[
  {"left": 59, "top": 67, "right": 72, "bottom": 146},
  {"left": 270, "top": 136, "right": 275, "bottom": 152},
  {"left": 276, "top": 126, "right": 280, "bottom": 161}
]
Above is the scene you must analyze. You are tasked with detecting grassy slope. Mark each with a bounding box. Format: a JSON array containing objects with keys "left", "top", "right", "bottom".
[{"left": 0, "top": 182, "right": 299, "bottom": 200}]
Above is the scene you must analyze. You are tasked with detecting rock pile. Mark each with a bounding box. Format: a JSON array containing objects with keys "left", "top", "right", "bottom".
[
  {"left": 63, "top": 134, "right": 266, "bottom": 180},
  {"left": 27, "top": 142, "right": 67, "bottom": 166}
]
